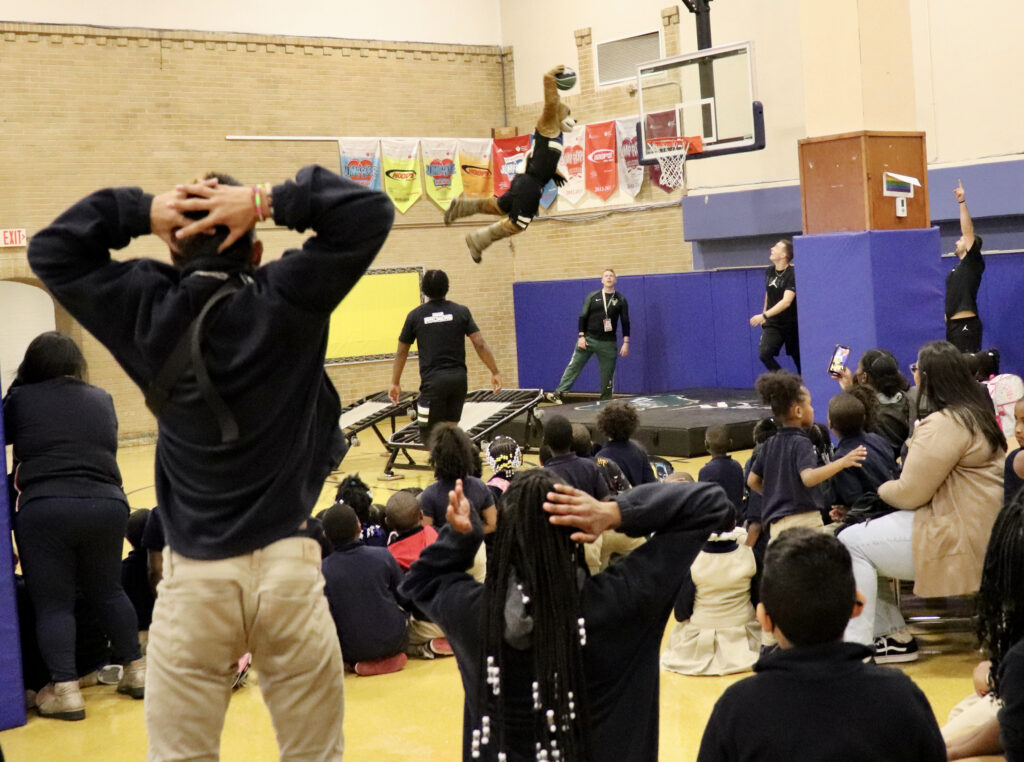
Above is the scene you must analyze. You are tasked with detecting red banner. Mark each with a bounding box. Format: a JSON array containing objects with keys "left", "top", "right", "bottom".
[
  {"left": 492, "top": 134, "right": 531, "bottom": 197},
  {"left": 585, "top": 121, "right": 617, "bottom": 200}
]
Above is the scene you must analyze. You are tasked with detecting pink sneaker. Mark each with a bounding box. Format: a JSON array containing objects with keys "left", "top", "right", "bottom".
[{"left": 354, "top": 653, "right": 408, "bottom": 676}]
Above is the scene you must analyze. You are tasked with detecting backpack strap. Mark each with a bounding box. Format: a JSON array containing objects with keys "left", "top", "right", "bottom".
[{"left": 144, "top": 277, "right": 245, "bottom": 444}]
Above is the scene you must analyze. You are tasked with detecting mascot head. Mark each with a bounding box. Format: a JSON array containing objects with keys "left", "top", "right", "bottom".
[{"left": 559, "top": 103, "right": 576, "bottom": 133}]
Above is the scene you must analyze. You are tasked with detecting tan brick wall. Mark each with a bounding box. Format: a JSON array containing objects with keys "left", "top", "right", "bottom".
[{"left": 0, "top": 20, "right": 692, "bottom": 440}]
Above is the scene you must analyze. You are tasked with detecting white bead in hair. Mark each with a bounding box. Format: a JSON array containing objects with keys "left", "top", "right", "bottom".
[
  {"left": 481, "top": 715, "right": 491, "bottom": 745},
  {"left": 486, "top": 656, "right": 501, "bottom": 696},
  {"left": 578, "top": 617, "right": 587, "bottom": 646},
  {"left": 547, "top": 708, "right": 556, "bottom": 734}
]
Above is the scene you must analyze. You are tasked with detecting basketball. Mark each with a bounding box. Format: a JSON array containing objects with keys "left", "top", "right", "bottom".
[{"left": 555, "top": 67, "right": 577, "bottom": 91}]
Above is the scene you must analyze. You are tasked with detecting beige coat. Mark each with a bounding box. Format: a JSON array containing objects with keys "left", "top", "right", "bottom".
[{"left": 879, "top": 409, "right": 1004, "bottom": 597}]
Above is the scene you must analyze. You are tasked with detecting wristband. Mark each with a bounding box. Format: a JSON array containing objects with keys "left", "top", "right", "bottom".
[
  {"left": 958, "top": 200, "right": 966, "bottom": 204},
  {"left": 762, "top": 312, "right": 768, "bottom": 320},
  {"left": 252, "top": 186, "right": 265, "bottom": 222}
]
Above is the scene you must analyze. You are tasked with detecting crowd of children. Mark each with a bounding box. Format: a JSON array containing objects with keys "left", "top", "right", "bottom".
[{"left": 9, "top": 333, "right": 1024, "bottom": 762}]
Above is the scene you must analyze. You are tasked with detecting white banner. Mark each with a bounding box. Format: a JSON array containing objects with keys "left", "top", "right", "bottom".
[
  {"left": 556, "top": 127, "right": 586, "bottom": 205},
  {"left": 616, "top": 118, "right": 644, "bottom": 198}
]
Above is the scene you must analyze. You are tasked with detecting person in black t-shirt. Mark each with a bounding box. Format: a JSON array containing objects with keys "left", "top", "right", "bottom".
[
  {"left": 547, "top": 269, "right": 631, "bottom": 403},
  {"left": 749, "top": 239, "right": 800, "bottom": 373},
  {"left": 390, "top": 269, "right": 501, "bottom": 431},
  {"left": 946, "top": 180, "right": 984, "bottom": 353}
]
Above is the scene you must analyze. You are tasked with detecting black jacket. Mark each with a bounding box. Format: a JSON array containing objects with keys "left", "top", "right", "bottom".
[
  {"left": 399, "top": 481, "right": 729, "bottom": 762},
  {"left": 698, "top": 642, "right": 945, "bottom": 761},
  {"left": 28, "top": 166, "right": 394, "bottom": 559}
]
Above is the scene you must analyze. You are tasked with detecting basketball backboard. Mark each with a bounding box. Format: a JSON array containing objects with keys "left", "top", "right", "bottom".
[{"left": 636, "top": 40, "right": 765, "bottom": 165}]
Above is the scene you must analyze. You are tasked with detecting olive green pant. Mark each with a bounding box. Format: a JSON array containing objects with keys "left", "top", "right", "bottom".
[{"left": 555, "top": 337, "right": 618, "bottom": 399}]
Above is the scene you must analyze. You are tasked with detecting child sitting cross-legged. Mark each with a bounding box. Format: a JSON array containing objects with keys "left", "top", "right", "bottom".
[
  {"left": 696, "top": 528, "right": 946, "bottom": 761},
  {"left": 384, "top": 490, "right": 454, "bottom": 660},
  {"left": 321, "top": 503, "right": 409, "bottom": 676}
]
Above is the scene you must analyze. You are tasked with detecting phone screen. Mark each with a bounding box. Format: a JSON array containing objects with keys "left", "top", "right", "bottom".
[{"left": 828, "top": 345, "right": 851, "bottom": 378}]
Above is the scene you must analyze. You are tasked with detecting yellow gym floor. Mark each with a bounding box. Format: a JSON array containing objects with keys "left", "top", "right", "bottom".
[{"left": 0, "top": 425, "right": 984, "bottom": 761}]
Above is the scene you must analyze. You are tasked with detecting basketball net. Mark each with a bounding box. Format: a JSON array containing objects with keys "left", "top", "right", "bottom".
[{"left": 646, "top": 137, "right": 692, "bottom": 191}]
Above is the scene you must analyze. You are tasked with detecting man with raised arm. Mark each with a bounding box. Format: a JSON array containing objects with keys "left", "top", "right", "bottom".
[
  {"left": 29, "top": 166, "right": 394, "bottom": 760},
  {"left": 945, "top": 180, "right": 985, "bottom": 353}
]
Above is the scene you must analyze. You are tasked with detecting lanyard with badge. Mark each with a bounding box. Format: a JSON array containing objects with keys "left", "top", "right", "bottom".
[{"left": 602, "top": 291, "right": 614, "bottom": 332}]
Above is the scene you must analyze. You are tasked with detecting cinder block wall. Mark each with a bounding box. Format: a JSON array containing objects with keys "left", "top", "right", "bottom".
[{"left": 0, "top": 19, "right": 692, "bottom": 440}]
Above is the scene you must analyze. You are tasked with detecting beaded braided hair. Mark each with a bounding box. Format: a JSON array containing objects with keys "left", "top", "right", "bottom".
[
  {"left": 486, "top": 436, "right": 523, "bottom": 481},
  {"left": 475, "top": 468, "right": 591, "bottom": 761},
  {"left": 977, "top": 491, "right": 1024, "bottom": 697}
]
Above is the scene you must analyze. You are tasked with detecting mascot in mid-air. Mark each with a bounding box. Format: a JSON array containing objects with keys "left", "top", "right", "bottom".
[{"left": 444, "top": 65, "right": 577, "bottom": 262}]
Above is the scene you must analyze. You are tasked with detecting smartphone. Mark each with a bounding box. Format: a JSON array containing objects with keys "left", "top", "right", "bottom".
[{"left": 827, "top": 345, "right": 851, "bottom": 378}]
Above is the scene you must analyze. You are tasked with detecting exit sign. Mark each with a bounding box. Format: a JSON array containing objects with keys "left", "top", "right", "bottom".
[{"left": 0, "top": 229, "right": 27, "bottom": 248}]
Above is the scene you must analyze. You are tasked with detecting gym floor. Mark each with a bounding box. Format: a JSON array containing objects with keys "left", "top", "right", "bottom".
[{"left": 0, "top": 427, "right": 986, "bottom": 761}]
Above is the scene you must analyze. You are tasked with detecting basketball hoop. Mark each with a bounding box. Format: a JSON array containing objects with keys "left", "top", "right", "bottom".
[{"left": 646, "top": 137, "right": 694, "bottom": 190}]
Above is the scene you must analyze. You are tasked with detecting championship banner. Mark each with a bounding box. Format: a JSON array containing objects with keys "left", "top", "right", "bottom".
[
  {"left": 457, "top": 138, "right": 494, "bottom": 198},
  {"left": 420, "top": 138, "right": 464, "bottom": 210},
  {"left": 556, "top": 127, "right": 586, "bottom": 205},
  {"left": 338, "top": 139, "right": 381, "bottom": 190},
  {"left": 381, "top": 139, "right": 422, "bottom": 214},
  {"left": 616, "top": 118, "right": 644, "bottom": 198},
  {"left": 492, "top": 134, "right": 531, "bottom": 198},
  {"left": 585, "top": 121, "right": 617, "bottom": 200},
  {"left": 644, "top": 110, "right": 678, "bottom": 193}
]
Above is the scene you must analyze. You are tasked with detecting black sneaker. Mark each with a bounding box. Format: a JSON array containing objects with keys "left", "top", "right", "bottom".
[
  {"left": 544, "top": 392, "right": 563, "bottom": 405},
  {"left": 873, "top": 634, "right": 919, "bottom": 664}
]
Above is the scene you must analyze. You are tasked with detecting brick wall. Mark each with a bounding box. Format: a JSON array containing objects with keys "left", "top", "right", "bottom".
[{"left": 0, "top": 14, "right": 692, "bottom": 440}]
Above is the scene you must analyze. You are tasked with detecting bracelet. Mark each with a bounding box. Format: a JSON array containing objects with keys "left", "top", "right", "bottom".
[
  {"left": 958, "top": 200, "right": 966, "bottom": 204},
  {"left": 252, "top": 186, "right": 265, "bottom": 222},
  {"left": 762, "top": 312, "right": 768, "bottom": 320}
]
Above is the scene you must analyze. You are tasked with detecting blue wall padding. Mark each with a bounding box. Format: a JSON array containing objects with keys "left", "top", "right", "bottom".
[
  {"left": 977, "top": 252, "right": 1024, "bottom": 376},
  {"left": 795, "top": 228, "right": 944, "bottom": 424},
  {"left": 515, "top": 270, "right": 793, "bottom": 393},
  {"left": 0, "top": 400, "right": 27, "bottom": 730}
]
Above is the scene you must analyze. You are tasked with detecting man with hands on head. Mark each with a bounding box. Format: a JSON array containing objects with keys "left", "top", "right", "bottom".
[
  {"left": 400, "top": 472, "right": 729, "bottom": 762},
  {"left": 29, "top": 165, "right": 394, "bottom": 761}
]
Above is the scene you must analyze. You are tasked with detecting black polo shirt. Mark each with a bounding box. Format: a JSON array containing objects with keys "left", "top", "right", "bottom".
[
  {"left": 764, "top": 265, "right": 797, "bottom": 326},
  {"left": 945, "top": 235, "right": 984, "bottom": 318},
  {"left": 399, "top": 299, "right": 479, "bottom": 383}
]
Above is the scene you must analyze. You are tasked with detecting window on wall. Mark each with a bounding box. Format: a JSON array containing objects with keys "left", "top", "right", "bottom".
[{"left": 596, "top": 31, "right": 662, "bottom": 86}]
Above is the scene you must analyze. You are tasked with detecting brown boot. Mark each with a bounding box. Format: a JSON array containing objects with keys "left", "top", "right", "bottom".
[
  {"left": 36, "top": 681, "right": 85, "bottom": 721},
  {"left": 117, "top": 657, "right": 146, "bottom": 700},
  {"left": 466, "top": 221, "right": 516, "bottom": 263},
  {"left": 444, "top": 195, "right": 490, "bottom": 225}
]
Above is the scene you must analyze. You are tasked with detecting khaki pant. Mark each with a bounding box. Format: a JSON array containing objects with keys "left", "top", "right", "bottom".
[
  {"left": 768, "top": 510, "right": 824, "bottom": 540},
  {"left": 146, "top": 537, "right": 344, "bottom": 762}
]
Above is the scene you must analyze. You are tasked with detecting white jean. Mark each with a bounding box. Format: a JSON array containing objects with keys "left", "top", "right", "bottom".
[{"left": 838, "top": 509, "right": 916, "bottom": 645}]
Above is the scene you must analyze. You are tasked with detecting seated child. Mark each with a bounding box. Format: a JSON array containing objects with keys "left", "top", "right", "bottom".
[
  {"left": 697, "top": 528, "right": 946, "bottom": 761},
  {"left": 1006, "top": 396, "right": 1024, "bottom": 505},
  {"left": 383, "top": 491, "right": 453, "bottom": 660},
  {"left": 742, "top": 417, "right": 777, "bottom": 583},
  {"left": 321, "top": 503, "right": 409, "bottom": 676},
  {"left": 661, "top": 504, "right": 760, "bottom": 676},
  {"left": 335, "top": 473, "right": 387, "bottom": 547},
  {"left": 748, "top": 372, "right": 865, "bottom": 541},
  {"left": 418, "top": 425, "right": 497, "bottom": 533},
  {"left": 946, "top": 490, "right": 1024, "bottom": 760},
  {"left": 698, "top": 425, "right": 744, "bottom": 511},
  {"left": 484, "top": 435, "right": 523, "bottom": 503},
  {"left": 543, "top": 415, "right": 610, "bottom": 499},
  {"left": 595, "top": 401, "right": 657, "bottom": 486},
  {"left": 121, "top": 508, "right": 155, "bottom": 640},
  {"left": 572, "top": 423, "right": 631, "bottom": 495},
  {"left": 824, "top": 392, "right": 899, "bottom": 529},
  {"left": 385, "top": 491, "right": 439, "bottom": 571}
]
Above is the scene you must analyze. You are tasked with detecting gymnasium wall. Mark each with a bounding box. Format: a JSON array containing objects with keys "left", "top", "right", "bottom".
[{"left": 0, "top": 0, "right": 503, "bottom": 45}]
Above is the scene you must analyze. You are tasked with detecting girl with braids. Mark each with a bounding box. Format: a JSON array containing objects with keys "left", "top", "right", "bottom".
[
  {"left": 485, "top": 435, "right": 523, "bottom": 504},
  {"left": 840, "top": 341, "right": 1006, "bottom": 662},
  {"left": 946, "top": 493, "right": 1024, "bottom": 759},
  {"left": 399, "top": 470, "right": 729, "bottom": 761}
]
